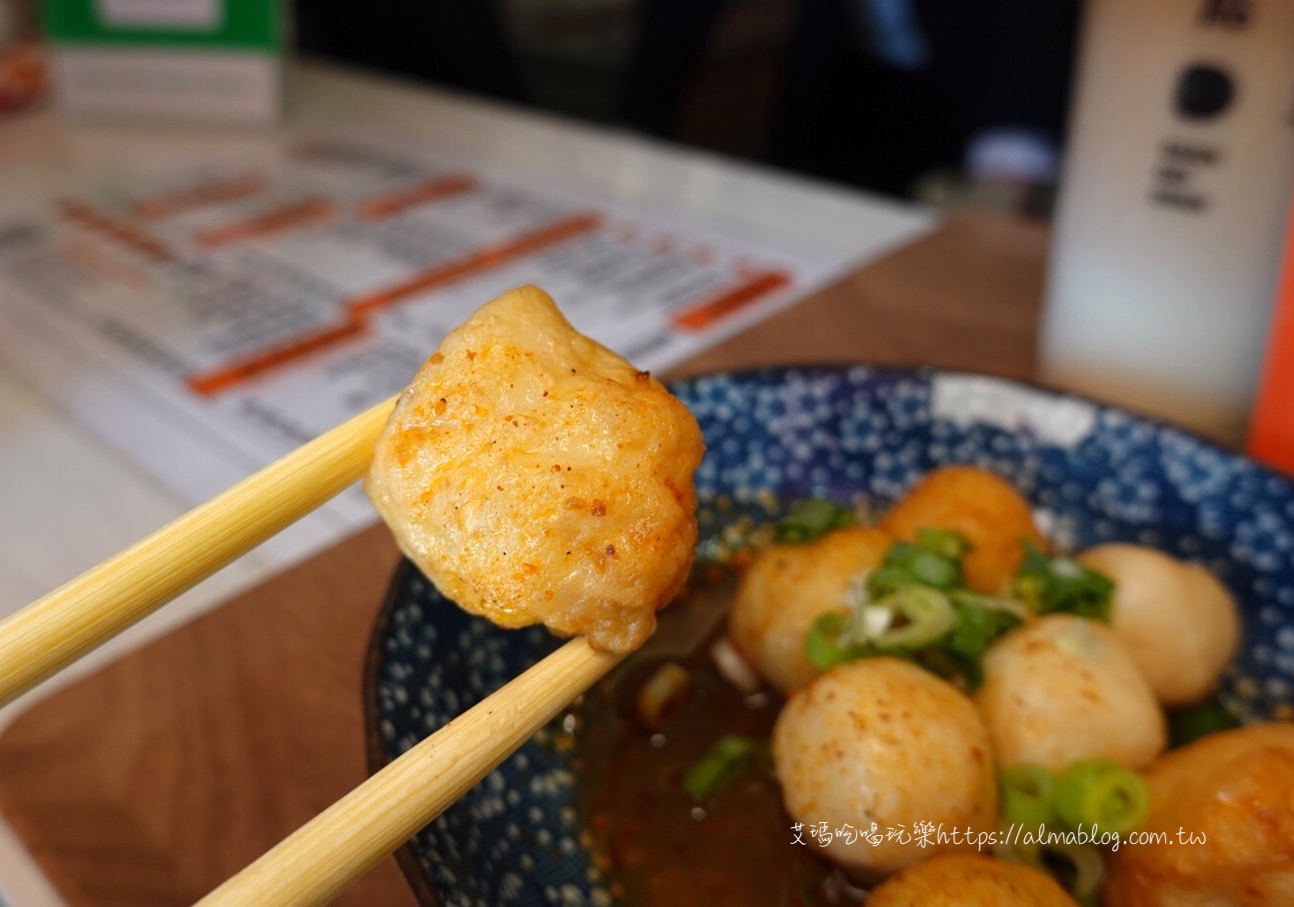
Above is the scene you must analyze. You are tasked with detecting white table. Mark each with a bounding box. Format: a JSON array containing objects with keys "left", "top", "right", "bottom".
[{"left": 0, "top": 58, "right": 931, "bottom": 906}]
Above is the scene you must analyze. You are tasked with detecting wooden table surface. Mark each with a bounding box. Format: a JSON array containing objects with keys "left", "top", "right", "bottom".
[{"left": 0, "top": 212, "right": 1048, "bottom": 907}]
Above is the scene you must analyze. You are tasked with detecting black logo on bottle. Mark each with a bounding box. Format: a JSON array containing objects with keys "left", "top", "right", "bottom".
[{"left": 1199, "top": 0, "right": 1252, "bottom": 28}]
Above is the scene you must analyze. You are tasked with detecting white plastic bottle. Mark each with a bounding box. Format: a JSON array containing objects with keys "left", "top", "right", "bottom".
[{"left": 1040, "top": 0, "right": 1294, "bottom": 445}]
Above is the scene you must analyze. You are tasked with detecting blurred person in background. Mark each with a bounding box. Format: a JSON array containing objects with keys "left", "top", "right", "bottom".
[
  {"left": 294, "top": 0, "right": 529, "bottom": 105},
  {"left": 621, "top": 0, "right": 1080, "bottom": 208},
  {"left": 296, "top": 0, "right": 1078, "bottom": 211}
]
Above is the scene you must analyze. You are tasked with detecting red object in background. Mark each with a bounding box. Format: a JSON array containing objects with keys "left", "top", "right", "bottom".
[
  {"left": 0, "top": 0, "right": 45, "bottom": 114},
  {"left": 1248, "top": 196, "right": 1294, "bottom": 475},
  {"left": 0, "top": 42, "right": 43, "bottom": 113},
  {"left": 0, "top": 0, "right": 44, "bottom": 111}
]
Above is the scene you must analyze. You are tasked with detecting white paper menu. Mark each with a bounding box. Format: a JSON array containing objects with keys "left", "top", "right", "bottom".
[{"left": 0, "top": 132, "right": 837, "bottom": 567}]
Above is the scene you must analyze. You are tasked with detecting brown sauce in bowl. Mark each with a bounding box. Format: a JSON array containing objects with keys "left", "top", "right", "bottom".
[{"left": 571, "top": 577, "right": 849, "bottom": 906}]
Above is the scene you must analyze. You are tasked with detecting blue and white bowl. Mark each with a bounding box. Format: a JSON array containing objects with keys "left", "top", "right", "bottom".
[{"left": 364, "top": 366, "right": 1294, "bottom": 906}]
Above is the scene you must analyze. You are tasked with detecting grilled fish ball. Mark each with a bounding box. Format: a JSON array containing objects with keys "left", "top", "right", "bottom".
[
  {"left": 976, "top": 615, "right": 1166, "bottom": 772},
  {"left": 1104, "top": 723, "right": 1294, "bottom": 907},
  {"left": 366, "top": 285, "right": 704, "bottom": 653},
  {"left": 728, "top": 525, "right": 891, "bottom": 694},
  {"left": 1077, "top": 543, "right": 1240, "bottom": 707},
  {"left": 773, "top": 658, "right": 997, "bottom": 878},
  {"left": 880, "top": 464, "right": 1045, "bottom": 594},
  {"left": 867, "top": 852, "right": 1079, "bottom": 906}
]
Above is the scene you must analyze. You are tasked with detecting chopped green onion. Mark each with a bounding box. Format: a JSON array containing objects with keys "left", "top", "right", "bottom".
[
  {"left": 1000, "top": 764, "right": 1056, "bottom": 828},
  {"left": 949, "top": 589, "right": 1032, "bottom": 621},
  {"left": 1041, "top": 841, "right": 1105, "bottom": 907},
  {"left": 990, "top": 837, "right": 1042, "bottom": 868},
  {"left": 915, "top": 527, "right": 970, "bottom": 560},
  {"left": 873, "top": 586, "right": 957, "bottom": 650},
  {"left": 636, "top": 662, "right": 690, "bottom": 728},
  {"left": 885, "top": 539, "right": 916, "bottom": 561},
  {"left": 865, "top": 564, "right": 918, "bottom": 599},
  {"left": 907, "top": 549, "right": 960, "bottom": 588},
  {"left": 1013, "top": 542, "right": 1114, "bottom": 621},
  {"left": 862, "top": 530, "right": 971, "bottom": 598},
  {"left": 805, "top": 589, "right": 959, "bottom": 672},
  {"left": 799, "top": 527, "right": 1056, "bottom": 690},
  {"left": 913, "top": 647, "right": 981, "bottom": 689},
  {"left": 805, "top": 611, "right": 851, "bottom": 671},
  {"left": 774, "top": 499, "right": 855, "bottom": 543},
  {"left": 683, "top": 735, "right": 760, "bottom": 800},
  {"left": 947, "top": 601, "right": 1021, "bottom": 661},
  {"left": 1169, "top": 699, "right": 1240, "bottom": 747},
  {"left": 1052, "top": 759, "right": 1149, "bottom": 837}
]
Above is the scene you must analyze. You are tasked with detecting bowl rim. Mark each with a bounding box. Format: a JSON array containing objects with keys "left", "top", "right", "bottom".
[{"left": 363, "top": 556, "right": 444, "bottom": 907}]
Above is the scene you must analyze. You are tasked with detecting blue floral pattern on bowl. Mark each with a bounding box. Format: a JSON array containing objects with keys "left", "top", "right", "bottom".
[{"left": 365, "top": 366, "right": 1294, "bottom": 906}]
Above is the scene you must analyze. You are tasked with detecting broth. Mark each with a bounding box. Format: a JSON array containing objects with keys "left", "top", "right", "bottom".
[{"left": 572, "top": 576, "right": 847, "bottom": 906}]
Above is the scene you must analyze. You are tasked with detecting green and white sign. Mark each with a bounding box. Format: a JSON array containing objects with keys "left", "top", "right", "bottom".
[{"left": 44, "top": 0, "right": 283, "bottom": 123}]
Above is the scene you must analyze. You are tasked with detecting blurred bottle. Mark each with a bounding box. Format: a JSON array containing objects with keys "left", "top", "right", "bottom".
[{"left": 1039, "top": 0, "right": 1294, "bottom": 446}]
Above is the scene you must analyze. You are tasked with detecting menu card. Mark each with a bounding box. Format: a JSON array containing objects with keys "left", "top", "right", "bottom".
[{"left": 0, "top": 133, "right": 834, "bottom": 566}]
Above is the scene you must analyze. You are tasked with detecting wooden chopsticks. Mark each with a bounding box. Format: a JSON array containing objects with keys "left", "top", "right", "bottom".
[
  {"left": 0, "top": 394, "right": 399, "bottom": 708},
  {"left": 0, "top": 388, "right": 627, "bottom": 907},
  {"left": 195, "top": 637, "right": 622, "bottom": 907}
]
